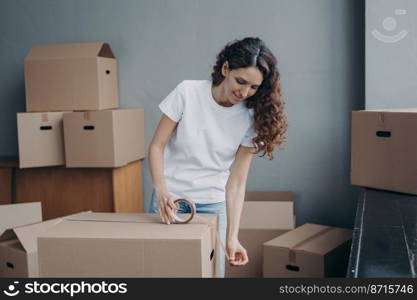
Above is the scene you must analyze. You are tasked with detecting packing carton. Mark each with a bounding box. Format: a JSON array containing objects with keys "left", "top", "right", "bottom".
[
  {"left": 0, "top": 202, "right": 86, "bottom": 277},
  {"left": 17, "top": 112, "right": 68, "bottom": 168},
  {"left": 263, "top": 223, "right": 352, "bottom": 277},
  {"left": 351, "top": 109, "right": 417, "bottom": 195},
  {"left": 38, "top": 213, "right": 218, "bottom": 278},
  {"left": 24, "top": 42, "right": 119, "bottom": 112},
  {"left": 226, "top": 191, "right": 295, "bottom": 278},
  {"left": 63, "top": 109, "right": 145, "bottom": 167}
]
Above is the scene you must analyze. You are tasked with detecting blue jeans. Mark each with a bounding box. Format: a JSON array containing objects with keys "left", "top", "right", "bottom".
[{"left": 150, "top": 190, "right": 227, "bottom": 278}]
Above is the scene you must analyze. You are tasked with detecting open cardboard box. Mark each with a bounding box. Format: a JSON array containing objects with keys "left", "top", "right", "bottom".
[
  {"left": 24, "top": 42, "right": 119, "bottom": 112},
  {"left": 0, "top": 202, "right": 88, "bottom": 277}
]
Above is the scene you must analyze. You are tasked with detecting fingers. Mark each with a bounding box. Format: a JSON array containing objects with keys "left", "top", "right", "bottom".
[
  {"left": 227, "top": 252, "right": 235, "bottom": 265},
  {"left": 158, "top": 198, "right": 177, "bottom": 224},
  {"left": 166, "top": 199, "right": 177, "bottom": 223},
  {"left": 157, "top": 201, "right": 169, "bottom": 224},
  {"left": 167, "top": 199, "right": 176, "bottom": 211},
  {"left": 227, "top": 248, "right": 237, "bottom": 266},
  {"left": 240, "top": 250, "right": 249, "bottom": 265},
  {"left": 228, "top": 250, "right": 249, "bottom": 266}
]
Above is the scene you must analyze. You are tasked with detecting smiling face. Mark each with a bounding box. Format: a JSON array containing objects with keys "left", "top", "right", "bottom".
[{"left": 221, "top": 61, "right": 264, "bottom": 105}]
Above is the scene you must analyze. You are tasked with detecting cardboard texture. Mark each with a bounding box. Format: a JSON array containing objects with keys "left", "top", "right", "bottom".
[
  {"left": 63, "top": 109, "right": 145, "bottom": 167},
  {"left": 17, "top": 112, "right": 69, "bottom": 168},
  {"left": 0, "top": 202, "right": 89, "bottom": 278},
  {"left": 263, "top": 223, "right": 352, "bottom": 277},
  {"left": 0, "top": 203, "right": 42, "bottom": 235},
  {"left": 226, "top": 191, "right": 295, "bottom": 278},
  {"left": 244, "top": 191, "right": 294, "bottom": 202},
  {"left": 38, "top": 213, "right": 218, "bottom": 278},
  {"left": 351, "top": 109, "right": 417, "bottom": 195},
  {"left": 24, "top": 42, "right": 119, "bottom": 112}
]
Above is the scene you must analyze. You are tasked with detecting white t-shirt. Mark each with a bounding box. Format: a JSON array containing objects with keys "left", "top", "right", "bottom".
[{"left": 159, "top": 80, "right": 256, "bottom": 204}]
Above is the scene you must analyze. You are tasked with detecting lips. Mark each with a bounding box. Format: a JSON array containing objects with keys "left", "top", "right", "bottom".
[{"left": 233, "top": 92, "right": 244, "bottom": 101}]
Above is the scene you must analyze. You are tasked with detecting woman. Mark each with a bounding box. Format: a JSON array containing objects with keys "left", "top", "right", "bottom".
[{"left": 148, "top": 37, "right": 287, "bottom": 278}]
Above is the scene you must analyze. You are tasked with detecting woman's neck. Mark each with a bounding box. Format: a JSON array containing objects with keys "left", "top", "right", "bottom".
[{"left": 211, "top": 83, "right": 233, "bottom": 107}]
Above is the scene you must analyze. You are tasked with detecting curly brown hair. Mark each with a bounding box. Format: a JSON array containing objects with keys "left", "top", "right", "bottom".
[{"left": 211, "top": 37, "right": 287, "bottom": 160}]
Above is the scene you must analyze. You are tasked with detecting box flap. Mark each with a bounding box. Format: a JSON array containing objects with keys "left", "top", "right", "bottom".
[
  {"left": 245, "top": 191, "right": 294, "bottom": 202},
  {"left": 38, "top": 213, "right": 217, "bottom": 240},
  {"left": 239, "top": 201, "right": 294, "bottom": 230},
  {"left": 0, "top": 203, "right": 42, "bottom": 238},
  {"left": 0, "top": 229, "right": 17, "bottom": 242},
  {"left": 299, "top": 227, "right": 352, "bottom": 255},
  {"left": 12, "top": 211, "right": 90, "bottom": 254},
  {"left": 264, "top": 223, "right": 352, "bottom": 254},
  {"left": 97, "top": 43, "right": 115, "bottom": 58},
  {"left": 25, "top": 43, "right": 114, "bottom": 60}
]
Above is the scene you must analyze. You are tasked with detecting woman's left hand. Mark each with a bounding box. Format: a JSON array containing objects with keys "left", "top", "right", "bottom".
[{"left": 226, "top": 238, "right": 249, "bottom": 266}]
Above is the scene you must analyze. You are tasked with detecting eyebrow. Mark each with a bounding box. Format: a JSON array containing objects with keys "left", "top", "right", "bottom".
[{"left": 236, "top": 76, "right": 261, "bottom": 87}]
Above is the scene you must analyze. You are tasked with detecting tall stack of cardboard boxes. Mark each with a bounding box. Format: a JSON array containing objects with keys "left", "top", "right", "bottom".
[
  {"left": 4, "top": 42, "right": 219, "bottom": 279},
  {"left": 16, "top": 42, "right": 145, "bottom": 218}
]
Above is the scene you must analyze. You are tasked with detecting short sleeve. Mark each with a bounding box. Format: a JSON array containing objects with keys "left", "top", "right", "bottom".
[
  {"left": 158, "top": 81, "right": 185, "bottom": 122},
  {"left": 240, "top": 121, "right": 256, "bottom": 147}
]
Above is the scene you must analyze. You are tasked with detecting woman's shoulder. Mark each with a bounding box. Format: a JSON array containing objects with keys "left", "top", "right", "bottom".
[
  {"left": 176, "top": 79, "right": 210, "bottom": 91},
  {"left": 172, "top": 80, "right": 211, "bottom": 104}
]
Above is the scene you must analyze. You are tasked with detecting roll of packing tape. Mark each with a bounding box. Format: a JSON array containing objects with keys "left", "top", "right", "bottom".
[{"left": 173, "top": 198, "right": 196, "bottom": 224}]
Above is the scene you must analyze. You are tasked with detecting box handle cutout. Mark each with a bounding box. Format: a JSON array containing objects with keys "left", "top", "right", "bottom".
[
  {"left": 40, "top": 126, "right": 52, "bottom": 131},
  {"left": 210, "top": 249, "right": 214, "bottom": 261},
  {"left": 106, "top": 70, "right": 111, "bottom": 75},
  {"left": 6, "top": 262, "right": 14, "bottom": 269},
  {"left": 376, "top": 131, "right": 391, "bottom": 138},
  {"left": 84, "top": 125, "right": 95, "bottom": 130},
  {"left": 286, "top": 264, "right": 300, "bottom": 272}
]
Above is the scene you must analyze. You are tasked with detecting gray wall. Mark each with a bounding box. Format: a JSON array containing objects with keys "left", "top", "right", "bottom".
[
  {"left": 0, "top": 0, "right": 364, "bottom": 229},
  {"left": 366, "top": 0, "right": 417, "bottom": 108}
]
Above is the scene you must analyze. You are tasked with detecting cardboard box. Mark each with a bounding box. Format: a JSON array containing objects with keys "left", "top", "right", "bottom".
[
  {"left": 244, "top": 191, "right": 294, "bottom": 202},
  {"left": 351, "top": 109, "right": 417, "bottom": 195},
  {"left": 0, "top": 202, "right": 89, "bottom": 277},
  {"left": 38, "top": 213, "right": 218, "bottom": 278},
  {"left": 24, "top": 42, "right": 119, "bottom": 112},
  {"left": 63, "top": 109, "right": 145, "bottom": 167},
  {"left": 226, "top": 191, "right": 295, "bottom": 278},
  {"left": 17, "top": 112, "right": 68, "bottom": 168},
  {"left": 263, "top": 223, "right": 352, "bottom": 277}
]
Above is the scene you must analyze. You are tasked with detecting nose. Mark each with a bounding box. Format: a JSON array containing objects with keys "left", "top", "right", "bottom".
[{"left": 239, "top": 86, "right": 250, "bottom": 98}]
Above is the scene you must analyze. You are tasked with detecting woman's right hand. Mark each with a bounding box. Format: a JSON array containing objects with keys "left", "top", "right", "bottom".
[{"left": 155, "top": 189, "right": 177, "bottom": 224}]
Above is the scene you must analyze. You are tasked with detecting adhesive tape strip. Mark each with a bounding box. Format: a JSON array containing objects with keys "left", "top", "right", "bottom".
[{"left": 173, "top": 198, "right": 196, "bottom": 224}]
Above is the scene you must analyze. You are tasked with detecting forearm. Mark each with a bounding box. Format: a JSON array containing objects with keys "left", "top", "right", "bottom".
[
  {"left": 148, "top": 144, "right": 168, "bottom": 193},
  {"left": 225, "top": 182, "right": 246, "bottom": 241}
]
